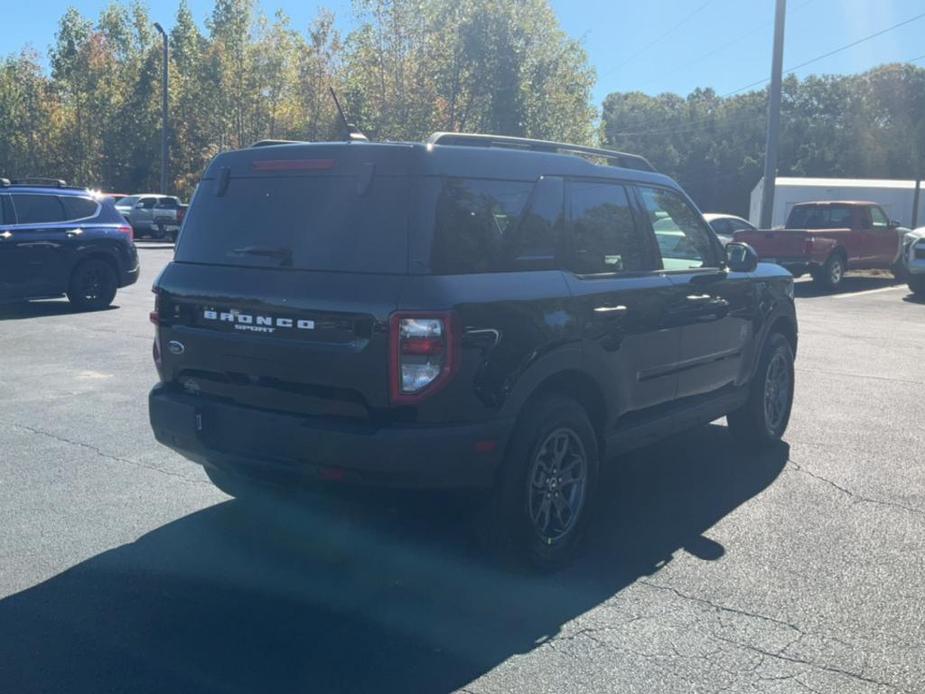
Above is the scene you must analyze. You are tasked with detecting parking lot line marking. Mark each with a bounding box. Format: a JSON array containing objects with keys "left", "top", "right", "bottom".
[{"left": 831, "top": 286, "right": 906, "bottom": 299}]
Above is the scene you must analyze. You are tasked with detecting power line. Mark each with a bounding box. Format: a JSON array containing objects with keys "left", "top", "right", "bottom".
[
  {"left": 609, "top": 51, "right": 925, "bottom": 140},
  {"left": 599, "top": 0, "right": 716, "bottom": 79},
  {"left": 631, "top": 0, "right": 819, "bottom": 94},
  {"left": 722, "top": 10, "right": 925, "bottom": 97}
]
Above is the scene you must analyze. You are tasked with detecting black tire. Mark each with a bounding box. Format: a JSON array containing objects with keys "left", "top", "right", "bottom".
[
  {"left": 66, "top": 259, "right": 117, "bottom": 310},
  {"left": 909, "top": 274, "right": 925, "bottom": 295},
  {"left": 491, "top": 396, "right": 599, "bottom": 570},
  {"left": 812, "top": 252, "right": 846, "bottom": 290},
  {"left": 891, "top": 261, "right": 908, "bottom": 282},
  {"left": 150, "top": 225, "right": 166, "bottom": 240},
  {"left": 727, "top": 333, "right": 795, "bottom": 448}
]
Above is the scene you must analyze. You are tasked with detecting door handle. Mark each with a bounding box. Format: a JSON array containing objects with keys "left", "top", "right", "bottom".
[
  {"left": 685, "top": 294, "right": 713, "bottom": 303},
  {"left": 0, "top": 231, "right": 11, "bottom": 240},
  {"left": 593, "top": 305, "right": 628, "bottom": 315},
  {"left": 65, "top": 228, "right": 83, "bottom": 237}
]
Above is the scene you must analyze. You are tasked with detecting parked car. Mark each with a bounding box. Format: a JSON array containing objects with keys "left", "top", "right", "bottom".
[
  {"left": 148, "top": 133, "right": 797, "bottom": 568},
  {"left": 152, "top": 197, "right": 188, "bottom": 241},
  {"left": 733, "top": 200, "right": 903, "bottom": 290},
  {"left": 901, "top": 227, "right": 925, "bottom": 294},
  {"left": 116, "top": 194, "right": 184, "bottom": 239},
  {"left": 0, "top": 178, "right": 139, "bottom": 309},
  {"left": 703, "top": 213, "right": 757, "bottom": 245}
]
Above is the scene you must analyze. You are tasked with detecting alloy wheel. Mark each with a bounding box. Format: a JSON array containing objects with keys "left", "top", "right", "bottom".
[{"left": 527, "top": 427, "right": 588, "bottom": 544}]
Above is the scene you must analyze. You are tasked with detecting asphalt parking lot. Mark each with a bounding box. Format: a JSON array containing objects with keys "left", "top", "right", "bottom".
[{"left": 1, "top": 245, "right": 923, "bottom": 693}]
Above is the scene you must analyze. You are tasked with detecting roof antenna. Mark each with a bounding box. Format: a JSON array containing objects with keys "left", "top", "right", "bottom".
[{"left": 329, "top": 87, "right": 368, "bottom": 142}]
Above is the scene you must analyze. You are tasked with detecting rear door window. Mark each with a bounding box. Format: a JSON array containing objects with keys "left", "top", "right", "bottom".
[
  {"left": 11, "top": 194, "right": 67, "bottom": 224},
  {"left": 60, "top": 196, "right": 99, "bottom": 221},
  {"left": 566, "top": 180, "right": 648, "bottom": 274},
  {"left": 429, "top": 177, "right": 558, "bottom": 274},
  {"left": 176, "top": 175, "right": 409, "bottom": 273}
]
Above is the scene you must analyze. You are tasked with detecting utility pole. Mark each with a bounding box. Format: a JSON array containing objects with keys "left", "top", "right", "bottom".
[
  {"left": 759, "top": 0, "right": 787, "bottom": 229},
  {"left": 912, "top": 178, "right": 921, "bottom": 229},
  {"left": 154, "top": 22, "right": 169, "bottom": 194}
]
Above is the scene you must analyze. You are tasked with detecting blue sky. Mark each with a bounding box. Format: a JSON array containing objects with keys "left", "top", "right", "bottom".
[{"left": 3, "top": 0, "right": 924, "bottom": 105}]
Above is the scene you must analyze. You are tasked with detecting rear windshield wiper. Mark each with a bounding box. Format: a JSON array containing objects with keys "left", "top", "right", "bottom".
[{"left": 229, "top": 245, "right": 293, "bottom": 266}]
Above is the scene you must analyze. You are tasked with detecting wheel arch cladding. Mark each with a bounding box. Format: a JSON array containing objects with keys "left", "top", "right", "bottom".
[
  {"left": 526, "top": 370, "right": 607, "bottom": 451},
  {"left": 768, "top": 315, "right": 797, "bottom": 357}
]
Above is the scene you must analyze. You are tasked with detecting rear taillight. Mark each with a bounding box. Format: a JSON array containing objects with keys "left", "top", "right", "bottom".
[
  {"left": 176, "top": 207, "right": 186, "bottom": 223},
  {"left": 117, "top": 224, "right": 133, "bottom": 242},
  {"left": 804, "top": 236, "right": 814, "bottom": 255},
  {"left": 389, "top": 312, "right": 458, "bottom": 405}
]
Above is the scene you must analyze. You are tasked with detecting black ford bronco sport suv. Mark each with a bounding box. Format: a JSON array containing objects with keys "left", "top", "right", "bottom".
[
  {"left": 0, "top": 178, "right": 139, "bottom": 309},
  {"left": 149, "top": 133, "right": 796, "bottom": 567}
]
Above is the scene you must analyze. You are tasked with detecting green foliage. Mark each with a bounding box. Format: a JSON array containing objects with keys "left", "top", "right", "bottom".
[
  {"left": 602, "top": 65, "right": 925, "bottom": 216},
  {"left": 0, "top": 0, "right": 594, "bottom": 198}
]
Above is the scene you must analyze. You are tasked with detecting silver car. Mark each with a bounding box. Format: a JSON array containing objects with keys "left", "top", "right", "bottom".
[
  {"left": 115, "top": 195, "right": 182, "bottom": 239},
  {"left": 901, "top": 227, "right": 925, "bottom": 295},
  {"left": 703, "top": 213, "right": 757, "bottom": 246}
]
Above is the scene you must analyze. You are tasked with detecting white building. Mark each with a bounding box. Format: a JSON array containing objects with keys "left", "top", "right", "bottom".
[{"left": 749, "top": 177, "right": 924, "bottom": 228}]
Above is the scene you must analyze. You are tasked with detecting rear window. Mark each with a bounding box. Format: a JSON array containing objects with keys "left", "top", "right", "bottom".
[
  {"left": 60, "top": 196, "right": 99, "bottom": 220},
  {"left": 175, "top": 175, "right": 408, "bottom": 273},
  {"left": 787, "top": 204, "right": 853, "bottom": 229}
]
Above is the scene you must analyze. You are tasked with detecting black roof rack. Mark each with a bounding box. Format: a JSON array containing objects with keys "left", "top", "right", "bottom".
[
  {"left": 11, "top": 177, "right": 69, "bottom": 187},
  {"left": 250, "top": 139, "right": 307, "bottom": 148},
  {"left": 426, "top": 132, "right": 656, "bottom": 172}
]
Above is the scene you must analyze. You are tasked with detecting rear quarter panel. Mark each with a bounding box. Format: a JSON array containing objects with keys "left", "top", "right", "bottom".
[{"left": 397, "top": 271, "right": 583, "bottom": 425}]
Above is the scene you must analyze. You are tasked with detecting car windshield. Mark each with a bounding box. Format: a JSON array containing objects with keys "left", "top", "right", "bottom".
[{"left": 117, "top": 195, "right": 139, "bottom": 207}]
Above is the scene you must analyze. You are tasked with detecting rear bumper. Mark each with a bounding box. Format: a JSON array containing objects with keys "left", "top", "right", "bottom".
[
  {"left": 120, "top": 263, "right": 140, "bottom": 287},
  {"left": 148, "top": 385, "right": 513, "bottom": 490}
]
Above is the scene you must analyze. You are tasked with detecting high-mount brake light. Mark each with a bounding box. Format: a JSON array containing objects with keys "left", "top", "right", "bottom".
[
  {"left": 389, "top": 312, "right": 458, "bottom": 405},
  {"left": 251, "top": 159, "right": 336, "bottom": 172}
]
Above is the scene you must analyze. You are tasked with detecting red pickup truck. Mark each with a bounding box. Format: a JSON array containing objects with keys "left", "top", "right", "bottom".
[{"left": 733, "top": 201, "right": 903, "bottom": 289}]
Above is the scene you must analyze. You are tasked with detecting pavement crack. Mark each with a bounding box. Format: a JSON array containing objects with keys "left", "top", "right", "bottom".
[
  {"left": 787, "top": 458, "right": 925, "bottom": 518},
  {"left": 637, "top": 580, "right": 805, "bottom": 635},
  {"left": 10, "top": 423, "right": 206, "bottom": 485},
  {"left": 712, "top": 633, "right": 908, "bottom": 693}
]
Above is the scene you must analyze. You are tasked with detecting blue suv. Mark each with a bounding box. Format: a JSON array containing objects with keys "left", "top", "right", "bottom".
[{"left": 0, "top": 178, "right": 139, "bottom": 310}]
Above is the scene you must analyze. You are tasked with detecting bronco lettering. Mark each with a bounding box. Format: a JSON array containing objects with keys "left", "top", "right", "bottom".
[{"left": 202, "top": 309, "right": 314, "bottom": 330}]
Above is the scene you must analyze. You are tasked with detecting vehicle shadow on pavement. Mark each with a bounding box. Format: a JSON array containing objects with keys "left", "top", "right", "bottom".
[
  {"left": 0, "top": 300, "right": 119, "bottom": 320},
  {"left": 0, "top": 424, "right": 787, "bottom": 693},
  {"left": 793, "top": 275, "right": 899, "bottom": 298}
]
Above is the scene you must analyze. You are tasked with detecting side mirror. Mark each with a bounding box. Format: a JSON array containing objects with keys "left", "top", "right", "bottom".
[
  {"left": 135, "top": 201, "right": 145, "bottom": 208},
  {"left": 725, "top": 241, "right": 759, "bottom": 272},
  {"left": 890, "top": 219, "right": 902, "bottom": 228}
]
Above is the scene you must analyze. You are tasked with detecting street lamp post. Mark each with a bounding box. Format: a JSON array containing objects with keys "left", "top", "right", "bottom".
[{"left": 153, "top": 22, "right": 169, "bottom": 194}]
